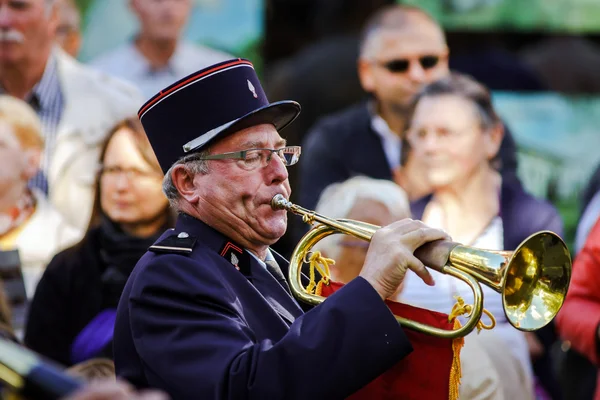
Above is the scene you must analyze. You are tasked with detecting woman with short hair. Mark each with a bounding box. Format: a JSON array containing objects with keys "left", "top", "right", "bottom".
[{"left": 401, "top": 73, "right": 564, "bottom": 399}]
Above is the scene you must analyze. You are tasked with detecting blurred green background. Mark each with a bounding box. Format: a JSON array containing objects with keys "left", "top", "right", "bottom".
[{"left": 400, "top": 0, "right": 600, "bottom": 32}]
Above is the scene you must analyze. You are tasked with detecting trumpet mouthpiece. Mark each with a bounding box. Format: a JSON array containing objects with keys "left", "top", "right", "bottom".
[{"left": 271, "top": 194, "right": 291, "bottom": 211}]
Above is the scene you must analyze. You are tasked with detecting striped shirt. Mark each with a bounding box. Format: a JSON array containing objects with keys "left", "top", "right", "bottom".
[{"left": 0, "top": 52, "right": 65, "bottom": 195}]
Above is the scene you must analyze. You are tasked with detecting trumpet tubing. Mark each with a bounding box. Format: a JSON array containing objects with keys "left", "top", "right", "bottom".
[{"left": 271, "top": 194, "right": 572, "bottom": 338}]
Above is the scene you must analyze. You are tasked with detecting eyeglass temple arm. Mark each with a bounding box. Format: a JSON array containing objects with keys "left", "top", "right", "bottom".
[{"left": 199, "top": 151, "right": 246, "bottom": 161}]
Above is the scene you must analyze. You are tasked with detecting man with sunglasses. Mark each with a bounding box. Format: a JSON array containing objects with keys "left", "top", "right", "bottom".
[
  {"left": 297, "top": 5, "right": 518, "bottom": 235},
  {"left": 113, "top": 59, "right": 451, "bottom": 399}
]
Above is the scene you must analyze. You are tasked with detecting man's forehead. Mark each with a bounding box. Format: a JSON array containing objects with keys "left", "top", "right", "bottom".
[
  {"left": 374, "top": 26, "right": 447, "bottom": 57},
  {"left": 215, "top": 124, "right": 285, "bottom": 150}
]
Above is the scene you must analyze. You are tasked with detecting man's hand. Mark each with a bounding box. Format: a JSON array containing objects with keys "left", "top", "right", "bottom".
[
  {"left": 359, "top": 219, "right": 450, "bottom": 300},
  {"left": 63, "top": 380, "right": 169, "bottom": 400}
]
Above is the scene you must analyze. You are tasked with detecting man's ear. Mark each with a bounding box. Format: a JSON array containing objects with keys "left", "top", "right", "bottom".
[
  {"left": 171, "top": 164, "right": 200, "bottom": 204},
  {"left": 357, "top": 58, "right": 376, "bottom": 94},
  {"left": 47, "top": 0, "right": 60, "bottom": 37}
]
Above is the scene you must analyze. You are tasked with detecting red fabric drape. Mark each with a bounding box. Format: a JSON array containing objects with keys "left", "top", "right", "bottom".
[{"left": 321, "top": 281, "right": 462, "bottom": 400}]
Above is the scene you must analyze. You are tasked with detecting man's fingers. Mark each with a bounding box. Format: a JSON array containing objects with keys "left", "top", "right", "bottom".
[
  {"left": 405, "top": 256, "right": 434, "bottom": 286},
  {"left": 403, "top": 227, "right": 451, "bottom": 250},
  {"left": 386, "top": 219, "right": 451, "bottom": 241}
]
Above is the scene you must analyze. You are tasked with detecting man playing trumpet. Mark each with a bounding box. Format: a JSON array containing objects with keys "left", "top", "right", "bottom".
[{"left": 113, "top": 59, "right": 451, "bottom": 399}]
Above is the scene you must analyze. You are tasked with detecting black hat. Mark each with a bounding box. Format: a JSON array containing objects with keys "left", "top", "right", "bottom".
[{"left": 138, "top": 59, "right": 301, "bottom": 173}]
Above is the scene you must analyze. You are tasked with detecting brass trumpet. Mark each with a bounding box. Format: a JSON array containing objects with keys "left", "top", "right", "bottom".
[{"left": 271, "top": 194, "right": 572, "bottom": 339}]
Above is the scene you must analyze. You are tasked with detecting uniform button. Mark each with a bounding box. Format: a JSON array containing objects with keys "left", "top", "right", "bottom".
[{"left": 178, "top": 232, "right": 190, "bottom": 239}]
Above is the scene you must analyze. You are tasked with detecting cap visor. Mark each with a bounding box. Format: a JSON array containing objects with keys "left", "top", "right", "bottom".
[{"left": 186, "top": 100, "right": 301, "bottom": 152}]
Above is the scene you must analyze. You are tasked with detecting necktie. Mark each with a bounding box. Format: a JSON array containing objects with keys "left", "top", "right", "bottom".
[{"left": 265, "top": 259, "right": 291, "bottom": 294}]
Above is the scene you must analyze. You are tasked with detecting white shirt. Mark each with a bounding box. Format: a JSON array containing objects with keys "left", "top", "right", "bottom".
[
  {"left": 246, "top": 248, "right": 274, "bottom": 270},
  {"left": 370, "top": 113, "right": 402, "bottom": 170},
  {"left": 90, "top": 40, "right": 232, "bottom": 100},
  {"left": 401, "top": 217, "right": 505, "bottom": 322}
]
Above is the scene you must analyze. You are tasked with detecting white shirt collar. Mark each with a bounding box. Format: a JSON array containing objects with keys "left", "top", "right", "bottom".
[
  {"left": 369, "top": 102, "right": 403, "bottom": 170},
  {"left": 246, "top": 248, "right": 275, "bottom": 269}
]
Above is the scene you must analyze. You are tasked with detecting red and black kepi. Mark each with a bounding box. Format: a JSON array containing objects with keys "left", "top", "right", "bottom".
[{"left": 138, "top": 58, "right": 301, "bottom": 173}]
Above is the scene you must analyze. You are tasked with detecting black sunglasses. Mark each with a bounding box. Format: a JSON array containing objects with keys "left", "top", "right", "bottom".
[{"left": 379, "top": 55, "right": 441, "bottom": 73}]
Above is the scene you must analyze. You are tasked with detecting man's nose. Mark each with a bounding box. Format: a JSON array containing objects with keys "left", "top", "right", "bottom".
[
  {"left": 266, "top": 154, "right": 289, "bottom": 183},
  {"left": 407, "top": 60, "right": 427, "bottom": 83},
  {"left": 0, "top": 6, "right": 14, "bottom": 28}
]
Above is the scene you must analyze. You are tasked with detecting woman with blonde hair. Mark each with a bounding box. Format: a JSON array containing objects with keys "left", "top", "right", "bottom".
[{"left": 0, "top": 95, "right": 82, "bottom": 297}]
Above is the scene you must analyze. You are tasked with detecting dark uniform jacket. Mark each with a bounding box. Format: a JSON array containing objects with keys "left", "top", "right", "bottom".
[{"left": 114, "top": 213, "right": 413, "bottom": 399}]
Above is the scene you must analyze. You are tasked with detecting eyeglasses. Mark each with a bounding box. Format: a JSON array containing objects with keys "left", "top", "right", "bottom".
[
  {"left": 197, "top": 146, "right": 301, "bottom": 171},
  {"left": 377, "top": 55, "right": 442, "bottom": 73},
  {"left": 100, "top": 165, "right": 161, "bottom": 181}
]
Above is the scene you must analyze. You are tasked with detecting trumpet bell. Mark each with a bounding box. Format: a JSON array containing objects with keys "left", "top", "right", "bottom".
[{"left": 503, "top": 231, "right": 571, "bottom": 331}]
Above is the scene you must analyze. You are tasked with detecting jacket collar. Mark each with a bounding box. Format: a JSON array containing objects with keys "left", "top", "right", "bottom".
[{"left": 175, "top": 213, "right": 303, "bottom": 323}]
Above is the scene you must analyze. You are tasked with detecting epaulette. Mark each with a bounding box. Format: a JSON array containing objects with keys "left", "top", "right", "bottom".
[{"left": 149, "top": 232, "right": 197, "bottom": 255}]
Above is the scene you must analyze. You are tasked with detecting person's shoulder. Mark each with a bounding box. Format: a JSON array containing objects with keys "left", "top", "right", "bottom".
[
  {"left": 88, "top": 43, "right": 136, "bottom": 73},
  {"left": 83, "top": 69, "right": 142, "bottom": 104},
  {"left": 128, "top": 230, "right": 227, "bottom": 293},
  {"left": 314, "top": 102, "right": 369, "bottom": 129},
  {"left": 305, "top": 102, "right": 369, "bottom": 142},
  {"left": 179, "top": 41, "right": 233, "bottom": 65},
  {"left": 504, "top": 179, "right": 558, "bottom": 214},
  {"left": 502, "top": 179, "right": 562, "bottom": 233},
  {"left": 43, "top": 226, "right": 101, "bottom": 278},
  {"left": 30, "top": 191, "right": 84, "bottom": 247},
  {"left": 57, "top": 49, "right": 143, "bottom": 104}
]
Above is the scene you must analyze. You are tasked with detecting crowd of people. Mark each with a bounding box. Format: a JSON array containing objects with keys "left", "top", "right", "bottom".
[{"left": 0, "top": 0, "right": 598, "bottom": 399}]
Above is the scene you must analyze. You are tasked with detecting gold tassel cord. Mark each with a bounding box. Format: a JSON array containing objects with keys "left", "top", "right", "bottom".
[
  {"left": 448, "top": 296, "right": 496, "bottom": 333},
  {"left": 449, "top": 318, "right": 464, "bottom": 400},
  {"left": 305, "top": 257, "right": 493, "bottom": 400},
  {"left": 305, "top": 251, "right": 334, "bottom": 296},
  {"left": 447, "top": 296, "right": 496, "bottom": 400}
]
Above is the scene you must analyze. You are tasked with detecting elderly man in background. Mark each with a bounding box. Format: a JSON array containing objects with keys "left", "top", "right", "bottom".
[
  {"left": 91, "top": 0, "right": 231, "bottom": 99},
  {"left": 0, "top": 0, "right": 144, "bottom": 231}
]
